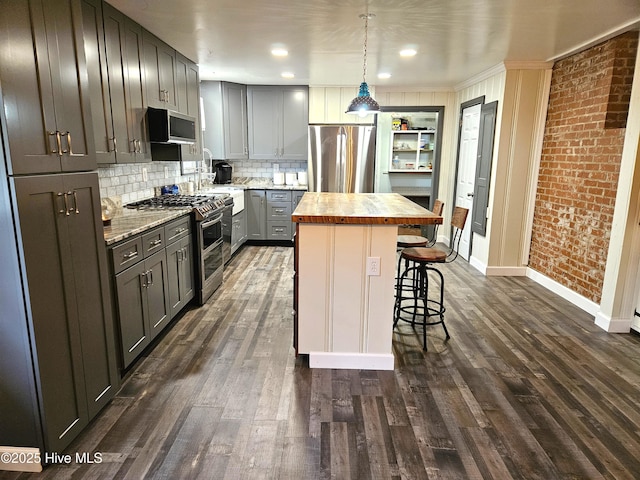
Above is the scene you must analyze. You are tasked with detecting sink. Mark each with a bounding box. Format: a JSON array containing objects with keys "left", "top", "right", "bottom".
[{"left": 201, "top": 186, "right": 244, "bottom": 214}]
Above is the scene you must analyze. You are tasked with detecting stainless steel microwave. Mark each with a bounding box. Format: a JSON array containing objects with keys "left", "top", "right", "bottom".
[{"left": 147, "top": 107, "right": 196, "bottom": 144}]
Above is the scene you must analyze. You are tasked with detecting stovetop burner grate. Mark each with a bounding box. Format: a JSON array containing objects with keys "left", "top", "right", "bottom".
[{"left": 126, "top": 194, "right": 215, "bottom": 209}]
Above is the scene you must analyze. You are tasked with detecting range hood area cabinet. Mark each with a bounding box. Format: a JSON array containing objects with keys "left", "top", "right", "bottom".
[
  {"left": 83, "top": 0, "right": 201, "bottom": 166},
  {"left": 201, "top": 81, "right": 249, "bottom": 160},
  {"left": 247, "top": 85, "right": 309, "bottom": 161}
]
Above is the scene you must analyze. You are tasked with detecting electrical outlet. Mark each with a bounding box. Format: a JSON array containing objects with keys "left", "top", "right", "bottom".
[
  {"left": 164, "top": 167, "right": 169, "bottom": 179},
  {"left": 142, "top": 167, "right": 148, "bottom": 182},
  {"left": 366, "top": 256, "right": 381, "bottom": 276},
  {"left": 273, "top": 163, "right": 280, "bottom": 172}
]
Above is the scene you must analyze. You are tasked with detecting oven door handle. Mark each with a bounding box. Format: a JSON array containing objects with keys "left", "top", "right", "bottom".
[{"left": 201, "top": 213, "right": 223, "bottom": 229}]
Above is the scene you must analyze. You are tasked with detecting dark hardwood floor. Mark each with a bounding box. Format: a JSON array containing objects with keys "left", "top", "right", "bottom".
[{"left": 3, "top": 245, "right": 640, "bottom": 479}]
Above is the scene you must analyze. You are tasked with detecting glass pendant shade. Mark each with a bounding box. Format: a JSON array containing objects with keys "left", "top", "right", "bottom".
[
  {"left": 346, "top": 82, "right": 380, "bottom": 115},
  {"left": 346, "top": 12, "right": 380, "bottom": 116}
]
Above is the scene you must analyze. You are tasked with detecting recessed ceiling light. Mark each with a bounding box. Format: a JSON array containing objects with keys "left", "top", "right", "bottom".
[
  {"left": 281, "top": 72, "right": 295, "bottom": 79},
  {"left": 400, "top": 49, "right": 417, "bottom": 57},
  {"left": 271, "top": 48, "right": 289, "bottom": 57},
  {"left": 378, "top": 73, "right": 391, "bottom": 79}
]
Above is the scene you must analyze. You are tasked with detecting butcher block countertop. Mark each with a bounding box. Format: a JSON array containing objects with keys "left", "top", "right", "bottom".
[{"left": 292, "top": 192, "right": 443, "bottom": 225}]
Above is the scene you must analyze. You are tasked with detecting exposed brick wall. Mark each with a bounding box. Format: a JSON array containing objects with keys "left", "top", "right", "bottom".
[{"left": 528, "top": 32, "right": 638, "bottom": 304}]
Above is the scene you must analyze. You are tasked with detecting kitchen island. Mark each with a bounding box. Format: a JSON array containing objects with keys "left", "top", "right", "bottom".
[{"left": 292, "top": 193, "right": 442, "bottom": 370}]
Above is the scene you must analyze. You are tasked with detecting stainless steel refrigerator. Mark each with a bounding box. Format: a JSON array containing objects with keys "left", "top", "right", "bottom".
[{"left": 308, "top": 125, "right": 376, "bottom": 193}]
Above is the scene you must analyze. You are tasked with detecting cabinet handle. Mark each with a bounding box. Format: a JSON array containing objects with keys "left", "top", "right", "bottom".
[
  {"left": 56, "top": 192, "right": 66, "bottom": 214},
  {"left": 63, "top": 131, "right": 73, "bottom": 155},
  {"left": 61, "top": 191, "right": 71, "bottom": 216},
  {"left": 177, "top": 248, "right": 183, "bottom": 262},
  {"left": 149, "top": 239, "right": 162, "bottom": 247},
  {"left": 111, "top": 136, "right": 117, "bottom": 153},
  {"left": 48, "top": 131, "right": 59, "bottom": 155},
  {"left": 71, "top": 190, "right": 79, "bottom": 214},
  {"left": 275, "top": 208, "right": 284, "bottom": 213},
  {"left": 59, "top": 132, "right": 69, "bottom": 154},
  {"left": 147, "top": 269, "right": 153, "bottom": 286},
  {"left": 140, "top": 272, "right": 147, "bottom": 288},
  {"left": 122, "top": 251, "right": 138, "bottom": 261}
]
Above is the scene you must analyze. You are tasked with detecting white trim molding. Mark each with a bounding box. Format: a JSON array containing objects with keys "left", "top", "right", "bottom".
[
  {"left": 486, "top": 266, "right": 527, "bottom": 276},
  {"left": 594, "top": 311, "right": 633, "bottom": 333},
  {"left": 309, "top": 352, "right": 395, "bottom": 371},
  {"left": 526, "top": 268, "right": 599, "bottom": 316}
]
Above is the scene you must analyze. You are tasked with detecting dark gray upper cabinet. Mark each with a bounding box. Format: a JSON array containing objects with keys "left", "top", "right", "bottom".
[
  {"left": 247, "top": 86, "right": 308, "bottom": 161},
  {"left": 84, "top": 1, "right": 149, "bottom": 164},
  {"left": 11, "top": 172, "right": 118, "bottom": 452},
  {"left": 121, "top": 16, "right": 151, "bottom": 162},
  {"left": 175, "top": 53, "right": 202, "bottom": 161},
  {"left": 82, "top": 0, "right": 115, "bottom": 164},
  {"left": 0, "top": 0, "right": 96, "bottom": 175},
  {"left": 143, "top": 31, "right": 178, "bottom": 110},
  {"left": 201, "top": 81, "right": 249, "bottom": 160}
]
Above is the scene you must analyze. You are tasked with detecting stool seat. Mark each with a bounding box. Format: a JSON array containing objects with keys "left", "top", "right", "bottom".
[
  {"left": 401, "top": 247, "right": 447, "bottom": 263},
  {"left": 397, "top": 235, "right": 429, "bottom": 248}
]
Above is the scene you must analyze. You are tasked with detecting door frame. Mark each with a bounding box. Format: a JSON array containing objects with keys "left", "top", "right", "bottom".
[
  {"left": 376, "top": 105, "right": 445, "bottom": 211},
  {"left": 452, "top": 96, "right": 485, "bottom": 253}
]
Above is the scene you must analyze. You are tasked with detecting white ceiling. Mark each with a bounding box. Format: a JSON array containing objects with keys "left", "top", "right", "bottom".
[{"left": 107, "top": 0, "right": 640, "bottom": 89}]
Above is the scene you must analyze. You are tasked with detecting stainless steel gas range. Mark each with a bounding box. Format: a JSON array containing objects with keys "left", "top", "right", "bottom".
[{"left": 126, "top": 193, "right": 233, "bottom": 304}]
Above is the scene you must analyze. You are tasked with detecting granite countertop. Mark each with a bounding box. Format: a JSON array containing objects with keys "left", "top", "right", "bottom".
[
  {"left": 103, "top": 208, "right": 191, "bottom": 246},
  {"left": 292, "top": 192, "right": 443, "bottom": 225}
]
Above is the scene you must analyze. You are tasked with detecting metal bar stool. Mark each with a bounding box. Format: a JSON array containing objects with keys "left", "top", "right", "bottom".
[
  {"left": 394, "top": 206, "right": 469, "bottom": 350},
  {"left": 395, "top": 199, "right": 444, "bottom": 288}
]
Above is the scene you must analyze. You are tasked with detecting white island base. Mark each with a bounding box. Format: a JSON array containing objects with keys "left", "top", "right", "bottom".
[{"left": 297, "top": 223, "right": 397, "bottom": 370}]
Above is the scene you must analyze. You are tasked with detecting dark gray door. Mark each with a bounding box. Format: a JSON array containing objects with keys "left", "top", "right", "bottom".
[
  {"left": 12, "top": 174, "right": 88, "bottom": 452},
  {"left": 12, "top": 172, "right": 117, "bottom": 451},
  {"left": 247, "top": 190, "right": 267, "bottom": 239},
  {"left": 123, "top": 17, "right": 150, "bottom": 162},
  {"left": 147, "top": 250, "right": 171, "bottom": 341},
  {"left": 224, "top": 83, "right": 249, "bottom": 159},
  {"left": 166, "top": 236, "right": 193, "bottom": 318},
  {"left": 102, "top": 2, "right": 136, "bottom": 163},
  {"left": 115, "top": 261, "right": 149, "bottom": 368},
  {"left": 62, "top": 173, "right": 119, "bottom": 418},
  {"left": 82, "top": 0, "right": 117, "bottom": 165},
  {"left": 0, "top": 0, "right": 95, "bottom": 175},
  {"left": 471, "top": 101, "right": 498, "bottom": 236},
  {"left": 144, "top": 31, "right": 177, "bottom": 109}
]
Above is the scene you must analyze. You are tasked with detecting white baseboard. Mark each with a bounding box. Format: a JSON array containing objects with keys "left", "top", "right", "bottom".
[
  {"left": 0, "top": 446, "right": 42, "bottom": 472},
  {"left": 468, "top": 256, "right": 486, "bottom": 274},
  {"left": 526, "top": 268, "right": 599, "bottom": 316},
  {"left": 485, "top": 266, "right": 527, "bottom": 276},
  {"left": 309, "top": 352, "right": 394, "bottom": 370},
  {"left": 594, "top": 311, "right": 633, "bottom": 333}
]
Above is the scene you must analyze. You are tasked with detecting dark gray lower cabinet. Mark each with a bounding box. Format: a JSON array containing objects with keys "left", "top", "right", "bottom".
[
  {"left": 247, "top": 189, "right": 267, "bottom": 239},
  {"left": 246, "top": 189, "right": 305, "bottom": 241},
  {"left": 114, "top": 249, "right": 170, "bottom": 367},
  {"left": 110, "top": 214, "right": 192, "bottom": 369},
  {"left": 166, "top": 235, "right": 194, "bottom": 318},
  {"left": 4, "top": 172, "right": 118, "bottom": 454},
  {"left": 231, "top": 209, "right": 247, "bottom": 255}
]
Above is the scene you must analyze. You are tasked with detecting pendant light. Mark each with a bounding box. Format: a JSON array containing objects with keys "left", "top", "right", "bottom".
[{"left": 346, "top": 12, "right": 380, "bottom": 116}]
